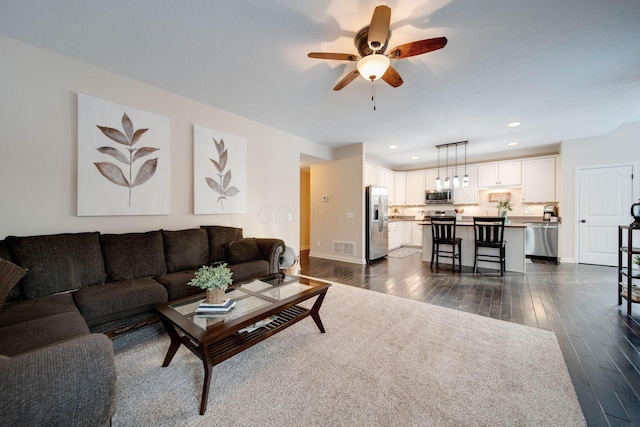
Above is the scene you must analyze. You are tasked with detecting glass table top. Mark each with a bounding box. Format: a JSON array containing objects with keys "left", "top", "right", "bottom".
[{"left": 168, "top": 274, "right": 316, "bottom": 330}]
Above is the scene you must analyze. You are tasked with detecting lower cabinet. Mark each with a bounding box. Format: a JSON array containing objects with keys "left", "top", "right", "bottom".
[
  {"left": 388, "top": 222, "right": 402, "bottom": 250},
  {"left": 411, "top": 222, "right": 423, "bottom": 246},
  {"left": 401, "top": 222, "right": 412, "bottom": 245}
]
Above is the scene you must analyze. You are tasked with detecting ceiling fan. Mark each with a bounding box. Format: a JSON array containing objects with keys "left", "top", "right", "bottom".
[{"left": 308, "top": 5, "right": 447, "bottom": 91}]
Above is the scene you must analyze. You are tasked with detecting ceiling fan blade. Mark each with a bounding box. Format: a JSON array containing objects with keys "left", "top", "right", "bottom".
[
  {"left": 333, "top": 69, "right": 361, "bottom": 91},
  {"left": 387, "top": 37, "right": 448, "bottom": 59},
  {"left": 368, "top": 5, "right": 391, "bottom": 51},
  {"left": 308, "top": 52, "right": 360, "bottom": 61},
  {"left": 382, "top": 66, "right": 403, "bottom": 88}
]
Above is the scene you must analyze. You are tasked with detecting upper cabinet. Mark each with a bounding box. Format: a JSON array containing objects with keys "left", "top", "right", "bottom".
[
  {"left": 452, "top": 165, "right": 478, "bottom": 204},
  {"left": 477, "top": 160, "right": 521, "bottom": 188},
  {"left": 365, "top": 164, "right": 395, "bottom": 203},
  {"left": 424, "top": 169, "right": 439, "bottom": 191},
  {"left": 522, "top": 157, "right": 556, "bottom": 203},
  {"left": 406, "top": 171, "right": 426, "bottom": 205},
  {"left": 394, "top": 172, "right": 407, "bottom": 205}
]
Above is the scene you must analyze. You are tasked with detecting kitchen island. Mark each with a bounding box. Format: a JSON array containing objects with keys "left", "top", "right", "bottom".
[{"left": 420, "top": 220, "right": 527, "bottom": 273}]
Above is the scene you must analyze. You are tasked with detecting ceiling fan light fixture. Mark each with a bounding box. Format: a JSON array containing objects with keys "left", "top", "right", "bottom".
[{"left": 357, "top": 54, "right": 390, "bottom": 81}]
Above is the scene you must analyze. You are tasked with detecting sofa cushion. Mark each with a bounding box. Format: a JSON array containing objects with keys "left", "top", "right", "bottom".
[
  {"left": 0, "top": 293, "right": 80, "bottom": 328},
  {"left": 229, "top": 260, "right": 270, "bottom": 282},
  {"left": 0, "top": 241, "right": 21, "bottom": 303},
  {"left": 73, "top": 277, "right": 167, "bottom": 329},
  {"left": 0, "top": 311, "right": 90, "bottom": 356},
  {"left": 100, "top": 231, "right": 166, "bottom": 282},
  {"left": 162, "top": 229, "right": 209, "bottom": 273},
  {"left": 6, "top": 232, "right": 106, "bottom": 299},
  {"left": 154, "top": 270, "right": 202, "bottom": 301},
  {"left": 0, "top": 258, "right": 27, "bottom": 308},
  {"left": 227, "top": 238, "right": 263, "bottom": 264},
  {"left": 201, "top": 226, "right": 243, "bottom": 263}
]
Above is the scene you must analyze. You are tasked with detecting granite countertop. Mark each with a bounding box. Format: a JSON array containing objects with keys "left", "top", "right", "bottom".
[{"left": 390, "top": 215, "right": 560, "bottom": 225}]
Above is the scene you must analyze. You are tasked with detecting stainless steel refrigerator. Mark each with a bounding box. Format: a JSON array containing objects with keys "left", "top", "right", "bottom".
[{"left": 366, "top": 185, "right": 389, "bottom": 262}]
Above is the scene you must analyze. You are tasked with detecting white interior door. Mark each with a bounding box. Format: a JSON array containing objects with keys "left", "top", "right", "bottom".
[{"left": 578, "top": 164, "right": 633, "bottom": 266}]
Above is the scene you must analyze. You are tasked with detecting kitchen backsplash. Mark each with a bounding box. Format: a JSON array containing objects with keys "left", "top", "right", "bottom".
[{"left": 391, "top": 188, "right": 557, "bottom": 219}]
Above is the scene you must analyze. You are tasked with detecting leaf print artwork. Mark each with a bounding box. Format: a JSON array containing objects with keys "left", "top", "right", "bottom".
[
  {"left": 95, "top": 113, "right": 159, "bottom": 206},
  {"left": 205, "top": 137, "right": 239, "bottom": 210}
]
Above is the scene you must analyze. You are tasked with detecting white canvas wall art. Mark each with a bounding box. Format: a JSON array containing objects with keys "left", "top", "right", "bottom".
[
  {"left": 77, "top": 93, "right": 170, "bottom": 216},
  {"left": 194, "top": 125, "right": 247, "bottom": 214}
]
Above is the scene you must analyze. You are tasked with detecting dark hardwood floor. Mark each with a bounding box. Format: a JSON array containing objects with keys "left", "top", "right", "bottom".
[{"left": 299, "top": 249, "right": 640, "bottom": 426}]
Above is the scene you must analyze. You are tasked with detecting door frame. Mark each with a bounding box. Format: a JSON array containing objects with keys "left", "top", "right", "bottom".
[{"left": 574, "top": 161, "right": 638, "bottom": 265}]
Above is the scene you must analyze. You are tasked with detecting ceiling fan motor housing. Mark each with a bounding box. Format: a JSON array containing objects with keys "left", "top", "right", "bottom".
[{"left": 355, "top": 27, "right": 390, "bottom": 57}]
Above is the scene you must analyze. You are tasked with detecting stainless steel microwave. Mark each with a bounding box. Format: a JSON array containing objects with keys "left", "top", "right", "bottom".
[{"left": 425, "top": 189, "right": 453, "bottom": 204}]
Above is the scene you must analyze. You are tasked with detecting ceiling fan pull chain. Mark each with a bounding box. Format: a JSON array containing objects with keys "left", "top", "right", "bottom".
[{"left": 371, "top": 80, "right": 376, "bottom": 111}]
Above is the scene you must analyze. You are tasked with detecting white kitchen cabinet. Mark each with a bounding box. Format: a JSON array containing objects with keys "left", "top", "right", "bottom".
[
  {"left": 401, "top": 221, "right": 412, "bottom": 244},
  {"left": 411, "top": 222, "right": 423, "bottom": 246},
  {"left": 380, "top": 168, "right": 395, "bottom": 204},
  {"left": 406, "top": 171, "right": 426, "bottom": 205},
  {"left": 424, "top": 169, "right": 439, "bottom": 191},
  {"left": 477, "top": 161, "right": 521, "bottom": 188},
  {"left": 388, "top": 221, "right": 402, "bottom": 250},
  {"left": 452, "top": 165, "right": 478, "bottom": 204},
  {"left": 394, "top": 172, "right": 406, "bottom": 205},
  {"left": 522, "top": 157, "right": 556, "bottom": 202}
]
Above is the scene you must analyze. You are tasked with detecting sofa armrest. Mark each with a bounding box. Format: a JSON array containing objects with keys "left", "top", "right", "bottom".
[
  {"left": 0, "top": 334, "right": 117, "bottom": 427},
  {"left": 255, "top": 238, "right": 285, "bottom": 274}
]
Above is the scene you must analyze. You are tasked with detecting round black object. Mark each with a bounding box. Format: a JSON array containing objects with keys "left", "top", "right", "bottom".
[{"left": 631, "top": 200, "right": 640, "bottom": 227}]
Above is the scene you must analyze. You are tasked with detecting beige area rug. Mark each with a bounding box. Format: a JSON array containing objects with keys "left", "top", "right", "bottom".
[
  {"left": 387, "top": 247, "right": 422, "bottom": 259},
  {"left": 112, "top": 281, "right": 585, "bottom": 427}
]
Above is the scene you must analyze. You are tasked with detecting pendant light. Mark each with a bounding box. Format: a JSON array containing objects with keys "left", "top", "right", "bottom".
[
  {"left": 462, "top": 141, "right": 469, "bottom": 188},
  {"left": 444, "top": 145, "right": 451, "bottom": 189},
  {"left": 435, "top": 141, "right": 470, "bottom": 190},
  {"left": 453, "top": 144, "right": 460, "bottom": 188},
  {"left": 435, "top": 147, "right": 441, "bottom": 190}
]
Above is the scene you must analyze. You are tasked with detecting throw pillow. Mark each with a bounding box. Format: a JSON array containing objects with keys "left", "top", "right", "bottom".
[
  {"left": 0, "top": 257, "right": 27, "bottom": 308},
  {"left": 227, "top": 238, "right": 262, "bottom": 264}
]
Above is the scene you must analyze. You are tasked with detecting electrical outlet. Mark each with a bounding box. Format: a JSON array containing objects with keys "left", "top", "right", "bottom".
[
  {"left": 317, "top": 241, "right": 321, "bottom": 246},
  {"left": 287, "top": 213, "right": 293, "bottom": 221}
]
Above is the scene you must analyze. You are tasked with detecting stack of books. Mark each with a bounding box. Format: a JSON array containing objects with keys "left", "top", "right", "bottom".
[{"left": 196, "top": 299, "right": 236, "bottom": 315}]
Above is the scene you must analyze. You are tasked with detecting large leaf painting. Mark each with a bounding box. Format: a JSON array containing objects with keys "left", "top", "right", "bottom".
[
  {"left": 194, "top": 125, "right": 246, "bottom": 214},
  {"left": 95, "top": 113, "right": 159, "bottom": 206},
  {"left": 77, "top": 94, "right": 170, "bottom": 216}
]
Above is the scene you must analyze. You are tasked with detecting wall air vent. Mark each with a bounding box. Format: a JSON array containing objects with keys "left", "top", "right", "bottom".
[{"left": 332, "top": 241, "right": 356, "bottom": 256}]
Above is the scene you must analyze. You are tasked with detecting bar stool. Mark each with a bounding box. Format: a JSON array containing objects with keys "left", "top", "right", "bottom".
[
  {"left": 473, "top": 217, "right": 506, "bottom": 276},
  {"left": 430, "top": 216, "right": 462, "bottom": 272}
]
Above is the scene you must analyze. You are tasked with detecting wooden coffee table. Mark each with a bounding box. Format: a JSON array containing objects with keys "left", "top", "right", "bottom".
[{"left": 154, "top": 273, "right": 330, "bottom": 415}]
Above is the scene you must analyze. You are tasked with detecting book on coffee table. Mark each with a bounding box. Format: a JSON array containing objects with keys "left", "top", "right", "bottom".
[{"left": 196, "top": 299, "right": 236, "bottom": 313}]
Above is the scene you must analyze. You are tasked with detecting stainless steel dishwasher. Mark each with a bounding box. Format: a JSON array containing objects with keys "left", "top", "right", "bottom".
[{"left": 525, "top": 222, "right": 559, "bottom": 264}]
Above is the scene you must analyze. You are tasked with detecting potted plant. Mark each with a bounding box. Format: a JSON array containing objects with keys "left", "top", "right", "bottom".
[
  {"left": 497, "top": 200, "right": 512, "bottom": 218},
  {"left": 633, "top": 255, "right": 640, "bottom": 272},
  {"left": 188, "top": 263, "right": 233, "bottom": 304}
]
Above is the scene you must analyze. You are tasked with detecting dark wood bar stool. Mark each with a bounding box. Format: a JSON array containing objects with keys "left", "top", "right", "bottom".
[
  {"left": 430, "top": 216, "right": 462, "bottom": 272},
  {"left": 473, "top": 217, "right": 506, "bottom": 276}
]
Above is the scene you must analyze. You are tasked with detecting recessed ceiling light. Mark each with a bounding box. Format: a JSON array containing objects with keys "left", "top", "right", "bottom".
[
  {"left": 508, "top": 142, "right": 518, "bottom": 146},
  {"left": 507, "top": 122, "right": 521, "bottom": 127},
  {"left": 389, "top": 145, "right": 397, "bottom": 149},
  {"left": 411, "top": 156, "right": 419, "bottom": 160}
]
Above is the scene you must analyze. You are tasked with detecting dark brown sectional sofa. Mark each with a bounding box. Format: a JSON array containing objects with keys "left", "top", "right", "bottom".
[{"left": 0, "top": 225, "right": 285, "bottom": 426}]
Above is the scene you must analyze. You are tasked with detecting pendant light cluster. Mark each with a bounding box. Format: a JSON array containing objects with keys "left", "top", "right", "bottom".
[{"left": 435, "top": 141, "right": 469, "bottom": 190}]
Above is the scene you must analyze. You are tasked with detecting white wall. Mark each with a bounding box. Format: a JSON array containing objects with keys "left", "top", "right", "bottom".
[
  {"left": 560, "top": 122, "right": 640, "bottom": 263},
  {"left": 310, "top": 144, "right": 365, "bottom": 263},
  {"left": 0, "top": 35, "right": 331, "bottom": 253}
]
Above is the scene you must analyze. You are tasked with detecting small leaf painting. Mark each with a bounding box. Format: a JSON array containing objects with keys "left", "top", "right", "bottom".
[
  {"left": 205, "top": 137, "right": 239, "bottom": 210},
  {"left": 193, "top": 125, "right": 246, "bottom": 215},
  {"left": 95, "top": 113, "right": 159, "bottom": 206}
]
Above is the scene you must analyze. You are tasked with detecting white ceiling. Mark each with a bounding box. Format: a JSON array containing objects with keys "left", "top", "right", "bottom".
[{"left": 1, "top": 0, "right": 639, "bottom": 170}]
